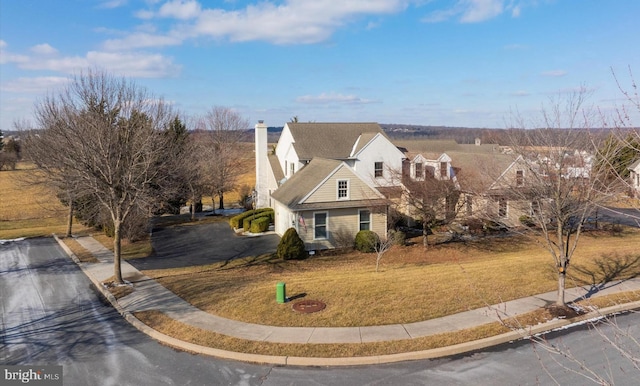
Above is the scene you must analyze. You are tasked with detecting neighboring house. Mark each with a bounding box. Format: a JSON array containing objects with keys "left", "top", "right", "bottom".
[
  {"left": 405, "top": 152, "right": 454, "bottom": 181},
  {"left": 255, "top": 121, "right": 406, "bottom": 250},
  {"left": 484, "top": 155, "right": 533, "bottom": 226},
  {"left": 393, "top": 138, "right": 540, "bottom": 227},
  {"left": 629, "top": 159, "right": 640, "bottom": 197}
]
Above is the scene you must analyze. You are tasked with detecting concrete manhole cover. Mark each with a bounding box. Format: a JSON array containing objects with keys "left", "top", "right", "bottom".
[{"left": 292, "top": 299, "right": 326, "bottom": 313}]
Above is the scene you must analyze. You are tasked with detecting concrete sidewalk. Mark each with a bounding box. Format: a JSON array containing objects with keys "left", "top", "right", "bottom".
[{"left": 56, "top": 235, "right": 640, "bottom": 365}]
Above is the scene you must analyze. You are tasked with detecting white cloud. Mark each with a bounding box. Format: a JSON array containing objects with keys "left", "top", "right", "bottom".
[
  {"left": 541, "top": 70, "right": 568, "bottom": 77},
  {"left": 86, "top": 51, "right": 181, "bottom": 77},
  {"left": 1, "top": 76, "right": 70, "bottom": 94},
  {"left": 0, "top": 41, "right": 29, "bottom": 65},
  {"left": 422, "top": 0, "right": 525, "bottom": 23},
  {"left": 459, "top": 0, "right": 503, "bottom": 23},
  {"left": 132, "top": 0, "right": 409, "bottom": 45},
  {"left": 103, "top": 32, "right": 183, "bottom": 50},
  {"left": 158, "top": 0, "right": 202, "bottom": 20},
  {"left": 1, "top": 41, "right": 180, "bottom": 78},
  {"left": 99, "top": 0, "right": 129, "bottom": 9},
  {"left": 296, "top": 92, "right": 377, "bottom": 105},
  {"left": 135, "top": 9, "right": 156, "bottom": 19},
  {"left": 510, "top": 90, "right": 530, "bottom": 97},
  {"left": 30, "top": 43, "right": 58, "bottom": 55}
]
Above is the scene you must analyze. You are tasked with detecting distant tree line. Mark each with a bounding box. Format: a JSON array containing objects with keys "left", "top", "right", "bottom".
[{"left": 0, "top": 128, "right": 22, "bottom": 170}]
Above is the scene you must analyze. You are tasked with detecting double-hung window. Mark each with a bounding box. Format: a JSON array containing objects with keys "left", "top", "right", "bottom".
[
  {"left": 359, "top": 210, "right": 371, "bottom": 231},
  {"left": 374, "top": 162, "right": 383, "bottom": 178},
  {"left": 516, "top": 170, "right": 524, "bottom": 187},
  {"left": 415, "top": 162, "right": 423, "bottom": 179},
  {"left": 440, "top": 162, "right": 448, "bottom": 178},
  {"left": 498, "top": 197, "right": 508, "bottom": 218},
  {"left": 337, "top": 179, "right": 349, "bottom": 200},
  {"left": 314, "top": 212, "right": 328, "bottom": 239}
]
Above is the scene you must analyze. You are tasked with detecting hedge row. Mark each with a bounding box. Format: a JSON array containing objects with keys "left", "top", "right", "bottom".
[
  {"left": 229, "top": 208, "right": 273, "bottom": 229},
  {"left": 242, "top": 211, "right": 274, "bottom": 231},
  {"left": 249, "top": 216, "right": 271, "bottom": 233}
]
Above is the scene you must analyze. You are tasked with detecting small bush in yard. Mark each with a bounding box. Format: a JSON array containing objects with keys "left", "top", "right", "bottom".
[
  {"left": 387, "top": 229, "right": 406, "bottom": 246},
  {"left": 276, "top": 228, "right": 307, "bottom": 260},
  {"left": 249, "top": 216, "right": 270, "bottom": 233},
  {"left": 355, "top": 230, "right": 379, "bottom": 253}
]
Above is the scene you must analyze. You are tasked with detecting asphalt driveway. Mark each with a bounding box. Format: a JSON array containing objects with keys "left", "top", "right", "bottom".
[
  {"left": 597, "top": 207, "right": 640, "bottom": 228},
  {"left": 129, "top": 220, "right": 280, "bottom": 271}
]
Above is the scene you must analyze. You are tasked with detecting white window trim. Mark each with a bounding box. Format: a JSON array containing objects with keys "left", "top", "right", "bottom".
[
  {"left": 337, "top": 179, "right": 349, "bottom": 200},
  {"left": 358, "top": 209, "right": 371, "bottom": 231},
  {"left": 374, "top": 162, "right": 384, "bottom": 178},
  {"left": 440, "top": 162, "right": 448, "bottom": 178},
  {"left": 313, "top": 211, "right": 329, "bottom": 240},
  {"left": 414, "top": 162, "right": 424, "bottom": 180}
]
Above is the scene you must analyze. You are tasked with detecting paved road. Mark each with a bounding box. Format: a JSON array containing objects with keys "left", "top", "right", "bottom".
[
  {"left": 0, "top": 238, "right": 271, "bottom": 385},
  {"left": 131, "top": 220, "right": 280, "bottom": 270},
  {"left": 2, "top": 238, "right": 639, "bottom": 385},
  {"left": 598, "top": 207, "right": 640, "bottom": 228}
]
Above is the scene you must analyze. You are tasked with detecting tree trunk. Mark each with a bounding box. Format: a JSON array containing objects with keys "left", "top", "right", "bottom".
[
  {"left": 113, "top": 219, "right": 124, "bottom": 284},
  {"left": 66, "top": 201, "right": 74, "bottom": 237},
  {"left": 557, "top": 271, "right": 566, "bottom": 306},
  {"left": 218, "top": 191, "right": 224, "bottom": 210},
  {"left": 190, "top": 194, "right": 197, "bottom": 221},
  {"left": 422, "top": 217, "right": 429, "bottom": 249}
]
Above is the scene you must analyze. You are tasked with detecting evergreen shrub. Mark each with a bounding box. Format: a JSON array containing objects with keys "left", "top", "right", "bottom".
[
  {"left": 355, "top": 230, "right": 379, "bottom": 253},
  {"left": 276, "top": 227, "right": 307, "bottom": 260}
]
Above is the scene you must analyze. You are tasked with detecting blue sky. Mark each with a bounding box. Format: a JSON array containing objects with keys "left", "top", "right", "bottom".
[{"left": 1, "top": 0, "right": 639, "bottom": 131}]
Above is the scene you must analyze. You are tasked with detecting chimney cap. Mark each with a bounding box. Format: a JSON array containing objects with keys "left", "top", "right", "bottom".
[{"left": 258, "top": 120, "right": 264, "bottom": 124}]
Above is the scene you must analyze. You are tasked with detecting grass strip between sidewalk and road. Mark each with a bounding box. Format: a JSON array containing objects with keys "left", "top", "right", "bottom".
[{"left": 133, "top": 290, "right": 640, "bottom": 358}]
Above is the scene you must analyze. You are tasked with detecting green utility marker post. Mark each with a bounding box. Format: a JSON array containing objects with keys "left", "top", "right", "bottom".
[{"left": 276, "top": 282, "right": 286, "bottom": 304}]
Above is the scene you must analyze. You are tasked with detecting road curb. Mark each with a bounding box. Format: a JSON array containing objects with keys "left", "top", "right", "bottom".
[{"left": 53, "top": 234, "right": 640, "bottom": 367}]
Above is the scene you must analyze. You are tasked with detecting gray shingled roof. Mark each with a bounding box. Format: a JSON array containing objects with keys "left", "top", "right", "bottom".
[
  {"left": 271, "top": 158, "right": 343, "bottom": 207},
  {"left": 287, "top": 122, "right": 386, "bottom": 160},
  {"left": 268, "top": 153, "right": 284, "bottom": 183},
  {"left": 449, "top": 152, "right": 517, "bottom": 192}
]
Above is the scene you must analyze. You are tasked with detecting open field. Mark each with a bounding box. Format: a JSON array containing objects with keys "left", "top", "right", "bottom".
[
  {"left": 141, "top": 228, "right": 640, "bottom": 328},
  {"left": 0, "top": 163, "right": 89, "bottom": 239}
]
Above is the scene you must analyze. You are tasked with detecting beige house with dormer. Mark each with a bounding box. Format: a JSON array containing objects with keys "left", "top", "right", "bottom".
[{"left": 255, "top": 121, "right": 406, "bottom": 250}]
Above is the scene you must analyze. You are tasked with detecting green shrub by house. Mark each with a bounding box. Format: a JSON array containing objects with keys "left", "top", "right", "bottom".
[
  {"left": 276, "top": 227, "right": 307, "bottom": 260},
  {"left": 229, "top": 208, "right": 273, "bottom": 229},
  {"left": 243, "top": 212, "right": 272, "bottom": 231},
  {"left": 355, "top": 230, "right": 379, "bottom": 253},
  {"left": 519, "top": 215, "right": 535, "bottom": 227},
  {"left": 249, "top": 216, "right": 270, "bottom": 233},
  {"left": 387, "top": 229, "right": 406, "bottom": 246}
]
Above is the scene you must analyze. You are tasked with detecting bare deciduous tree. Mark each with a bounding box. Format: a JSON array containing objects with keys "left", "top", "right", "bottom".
[
  {"left": 399, "top": 171, "right": 462, "bottom": 249},
  {"left": 497, "top": 89, "right": 624, "bottom": 306},
  {"left": 28, "top": 69, "right": 177, "bottom": 284},
  {"left": 199, "top": 106, "right": 249, "bottom": 211},
  {"left": 374, "top": 233, "right": 394, "bottom": 273}
]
